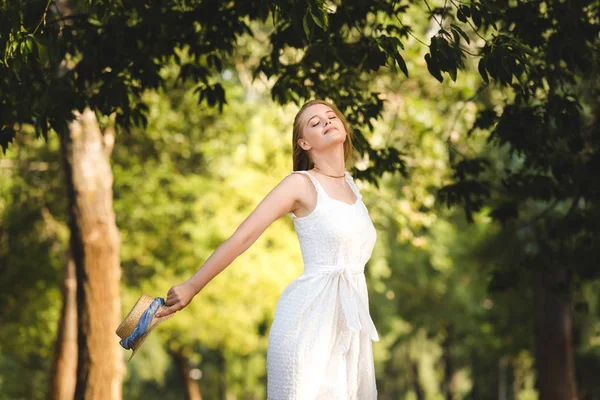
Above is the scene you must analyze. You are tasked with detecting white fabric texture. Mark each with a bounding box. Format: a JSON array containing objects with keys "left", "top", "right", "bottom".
[{"left": 266, "top": 170, "right": 379, "bottom": 400}]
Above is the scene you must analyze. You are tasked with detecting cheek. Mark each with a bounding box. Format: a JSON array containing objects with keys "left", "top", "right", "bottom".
[{"left": 304, "top": 126, "right": 320, "bottom": 137}]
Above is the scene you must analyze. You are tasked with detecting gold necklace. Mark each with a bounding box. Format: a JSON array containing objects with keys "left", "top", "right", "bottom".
[{"left": 313, "top": 166, "right": 345, "bottom": 178}]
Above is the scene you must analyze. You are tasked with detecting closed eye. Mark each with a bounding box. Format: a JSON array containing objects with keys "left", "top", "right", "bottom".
[{"left": 309, "top": 113, "right": 336, "bottom": 127}]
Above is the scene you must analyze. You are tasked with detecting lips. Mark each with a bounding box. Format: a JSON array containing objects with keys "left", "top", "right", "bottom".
[{"left": 324, "top": 126, "right": 338, "bottom": 135}]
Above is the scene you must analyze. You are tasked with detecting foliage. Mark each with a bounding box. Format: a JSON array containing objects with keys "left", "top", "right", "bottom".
[
  {"left": 0, "top": 0, "right": 404, "bottom": 176},
  {"left": 432, "top": 0, "right": 600, "bottom": 284},
  {"left": 2, "top": 0, "right": 600, "bottom": 398},
  {"left": 0, "top": 134, "right": 67, "bottom": 400},
  {"left": 112, "top": 68, "right": 303, "bottom": 398}
]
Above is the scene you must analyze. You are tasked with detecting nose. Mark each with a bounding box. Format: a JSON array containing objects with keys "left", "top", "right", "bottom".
[{"left": 324, "top": 119, "right": 331, "bottom": 125}]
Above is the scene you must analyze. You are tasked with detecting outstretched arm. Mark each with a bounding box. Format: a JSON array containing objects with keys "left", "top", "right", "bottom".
[{"left": 155, "top": 173, "right": 304, "bottom": 318}]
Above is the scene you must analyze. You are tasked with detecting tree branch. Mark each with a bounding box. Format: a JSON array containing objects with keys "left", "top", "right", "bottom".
[
  {"left": 33, "top": 0, "right": 53, "bottom": 34},
  {"left": 46, "top": 13, "right": 90, "bottom": 26}
]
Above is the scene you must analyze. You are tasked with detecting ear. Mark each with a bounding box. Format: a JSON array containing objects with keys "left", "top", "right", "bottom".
[{"left": 298, "top": 139, "right": 311, "bottom": 151}]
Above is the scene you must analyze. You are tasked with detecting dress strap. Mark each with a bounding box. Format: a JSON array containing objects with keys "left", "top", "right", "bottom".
[
  {"left": 287, "top": 171, "right": 323, "bottom": 219},
  {"left": 344, "top": 171, "right": 363, "bottom": 201},
  {"left": 289, "top": 170, "right": 324, "bottom": 198}
]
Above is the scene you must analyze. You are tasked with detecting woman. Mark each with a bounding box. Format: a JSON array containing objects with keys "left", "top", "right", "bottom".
[{"left": 155, "top": 100, "right": 379, "bottom": 399}]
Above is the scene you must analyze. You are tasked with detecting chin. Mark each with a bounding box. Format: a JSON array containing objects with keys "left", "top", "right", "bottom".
[
  {"left": 327, "top": 132, "right": 347, "bottom": 145},
  {"left": 325, "top": 128, "right": 345, "bottom": 137}
]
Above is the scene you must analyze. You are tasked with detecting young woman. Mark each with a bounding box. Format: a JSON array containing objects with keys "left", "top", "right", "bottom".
[{"left": 155, "top": 100, "right": 379, "bottom": 399}]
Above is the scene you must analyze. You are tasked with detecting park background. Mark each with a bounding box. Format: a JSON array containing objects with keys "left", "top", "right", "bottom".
[{"left": 1, "top": 0, "right": 599, "bottom": 399}]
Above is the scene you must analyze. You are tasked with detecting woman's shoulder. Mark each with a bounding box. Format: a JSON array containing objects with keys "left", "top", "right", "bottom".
[
  {"left": 281, "top": 171, "right": 310, "bottom": 191},
  {"left": 283, "top": 171, "right": 320, "bottom": 220},
  {"left": 278, "top": 171, "right": 312, "bottom": 195}
]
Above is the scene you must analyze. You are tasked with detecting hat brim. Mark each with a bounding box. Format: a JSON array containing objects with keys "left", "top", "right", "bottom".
[
  {"left": 127, "top": 304, "right": 174, "bottom": 361},
  {"left": 116, "top": 295, "right": 174, "bottom": 361}
]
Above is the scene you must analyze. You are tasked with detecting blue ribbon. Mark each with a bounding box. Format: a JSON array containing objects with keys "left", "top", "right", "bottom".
[{"left": 119, "top": 297, "right": 165, "bottom": 350}]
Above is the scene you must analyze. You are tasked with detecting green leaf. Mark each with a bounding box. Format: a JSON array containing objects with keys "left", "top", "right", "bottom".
[
  {"left": 438, "top": 28, "right": 452, "bottom": 39},
  {"left": 395, "top": 53, "right": 409, "bottom": 78},
  {"left": 449, "top": 64, "right": 457, "bottom": 82},
  {"left": 49, "top": 118, "right": 69, "bottom": 138},
  {"left": 303, "top": 12, "right": 312, "bottom": 40},
  {"left": 457, "top": 5, "right": 471, "bottom": 21},
  {"left": 471, "top": 4, "right": 482, "bottom": 28},
  {"left": 310, "top": 8, "right": 328, "bottom": 31},
  {"left": 430, "top": 36, "right": 439, "bottom": 58},
  {"left": 478, "top": 57, "right": 489, "bottom": 83},
  {"left": 450, "top": 23, "right": 470, "bottom": 45},
  {"left": 452, "top": 30, "right": 461, "bottom": 48},
  {"left": 436, "top": 37, "right": 453, "bottom": 65},
  {"left": 0, "top": 126, "right": 17, "bottom": 153},
  {"left": 500, "top": 55, "right": 512, "bottom": 84},
  {"left": 425, "top": 53, "right": 443, "bottom": 83}
]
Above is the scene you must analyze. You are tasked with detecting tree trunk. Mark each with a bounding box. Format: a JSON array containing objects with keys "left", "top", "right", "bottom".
[
  {"left": 219, "top": 350, "right": 227, "bottom": 400},
  {"left": 411, "top": 360, "right": 425, "bottom": 400},
  {"left": 47, "top": 251, "right": 78, "bottom": 400},
  {"left": 498, "top": 357, "right": 508, "bottom": 400},
  {"left": 470, "top": 353, "right": 480, "bottom": 400},
  {"left": 170, "top": 350, "right": 203, "bottom": 400},
  {"left": 534, "top": 268, "right": 578, "bottom": 400},
  {"left": 441, "top": 324, "right": 454, "bottom": 400},
  {"left": 60, "top": 108, "right": 124, "bottom": 400}
]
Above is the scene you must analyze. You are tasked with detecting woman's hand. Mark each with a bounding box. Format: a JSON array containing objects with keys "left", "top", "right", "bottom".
[{"left": 155, "top": 282, "right": 197, "bottom": 318}]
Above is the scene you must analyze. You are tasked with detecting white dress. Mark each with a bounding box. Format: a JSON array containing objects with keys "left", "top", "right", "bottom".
[{"left": 266, "top": 170, "right": 379, "bottom": 400}]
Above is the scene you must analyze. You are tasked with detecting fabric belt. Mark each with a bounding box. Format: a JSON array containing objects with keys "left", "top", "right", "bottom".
[
  {"left": 304, "top": 264, "right": 379, "bottom": 342},
  {"left": 119, "top": 297, "right": 164, "bottom": 350}
]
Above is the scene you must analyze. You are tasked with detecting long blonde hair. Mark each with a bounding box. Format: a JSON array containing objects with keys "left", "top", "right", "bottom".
[{"left": 292, "top": 100, "right": 355, "bottom": 171}]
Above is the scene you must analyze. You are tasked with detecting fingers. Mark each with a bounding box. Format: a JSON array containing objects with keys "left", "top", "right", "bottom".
[
  {"left": 155, "top": 285, "right": 187, "bottom": 318},
  {"left": 165, "top": 294, "right": 179, "bottom": 308},
  {"left": 156, "top": 305, "right": 177, "bottom": 318},
  {"left": 165, "top": 288, "right": 178, "bottom": 307}
]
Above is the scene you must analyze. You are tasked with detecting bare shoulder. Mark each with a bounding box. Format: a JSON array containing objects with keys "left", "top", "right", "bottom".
[
  {"left": 272, "top": 172, "right": 304, "bottom": 202},
  {"left": 280, "top": 171, "right": 315, "bottom": 200},
  {"left": 282, "top": 171, "right": 309, "bottom": 188},
  {"left": 251, "top": 172, "right": 310, "bottom": 218},
  {"left": 227, "top": 172, "right": 310, "bottom": 245}
]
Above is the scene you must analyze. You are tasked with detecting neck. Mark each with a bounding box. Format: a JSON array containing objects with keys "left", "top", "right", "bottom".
[{"left": 309, "top": 146, "right": 345, "bottom": 176}]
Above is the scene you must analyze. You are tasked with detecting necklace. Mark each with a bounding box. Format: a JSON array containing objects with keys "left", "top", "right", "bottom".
[{"left": 313, "top": 166, "right": 345, "bottom": 178}]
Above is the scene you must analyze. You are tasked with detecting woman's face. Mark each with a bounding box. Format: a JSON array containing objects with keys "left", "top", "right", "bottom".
[{"left": 298, "top": 103, "right": 347, "bottom": 151}]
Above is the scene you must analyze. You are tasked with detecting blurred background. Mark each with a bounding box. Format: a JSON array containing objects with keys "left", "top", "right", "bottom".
[{"left": 1, "top": 0, "right": 599, "bottom": 399}]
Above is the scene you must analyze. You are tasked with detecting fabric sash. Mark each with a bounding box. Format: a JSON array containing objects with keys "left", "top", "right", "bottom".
[
  {"left": 119, "top": 297, "right": 165, "bottom": 350},
  {"left": 304, "top": 264, "right": 379, "bottom": 342}
]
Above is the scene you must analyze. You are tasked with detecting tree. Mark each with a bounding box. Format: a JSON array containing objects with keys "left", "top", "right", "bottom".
[
  {"left": 60, "top": 108, "right": 124, "bottom": 399},
  {"left": 2, "top": 2, "right": 280, "bottom": 398},
  {"left": 1, "top": 2, "right": 410, "bottom": 395},
  {"left": 0, "top": 133, "right": 68, "bottom": 400},
  {"left": 433, "top": 2, "right": 600, "bottom": 398},
  {"left": 3, "top": 0, "right": 600, "bottom": 398}
]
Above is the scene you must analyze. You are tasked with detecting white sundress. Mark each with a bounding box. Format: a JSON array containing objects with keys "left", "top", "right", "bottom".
[{"left": 266, "top": 170, "right": 379, "bottom": 400}]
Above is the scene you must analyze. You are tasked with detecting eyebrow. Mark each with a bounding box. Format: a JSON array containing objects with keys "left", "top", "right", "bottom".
[{"left": 306, "top": 110, "right": 336, "bottom": 125}]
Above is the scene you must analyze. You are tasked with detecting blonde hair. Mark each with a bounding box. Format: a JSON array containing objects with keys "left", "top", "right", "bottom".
[{"left": 292, "top": 100, "right": 355, "bottom": 171}]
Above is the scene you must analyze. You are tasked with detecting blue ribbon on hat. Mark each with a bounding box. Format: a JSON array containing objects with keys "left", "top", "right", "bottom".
[{"left": 119, "top": 297, "right": 165, "bottom": 350}]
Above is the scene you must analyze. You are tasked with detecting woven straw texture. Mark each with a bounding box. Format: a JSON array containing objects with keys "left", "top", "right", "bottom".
[{"left": 116, "top": 294, "right": 174, "bottom": 360}]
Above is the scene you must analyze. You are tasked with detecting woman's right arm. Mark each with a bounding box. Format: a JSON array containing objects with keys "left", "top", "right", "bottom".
[{"left": 155, "top": 172, "right": 306, "bottom": 318}]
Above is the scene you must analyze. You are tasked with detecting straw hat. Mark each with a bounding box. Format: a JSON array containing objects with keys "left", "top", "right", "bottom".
[{"left": 116, "top": 294, "right": 174, "bottom": 361}]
